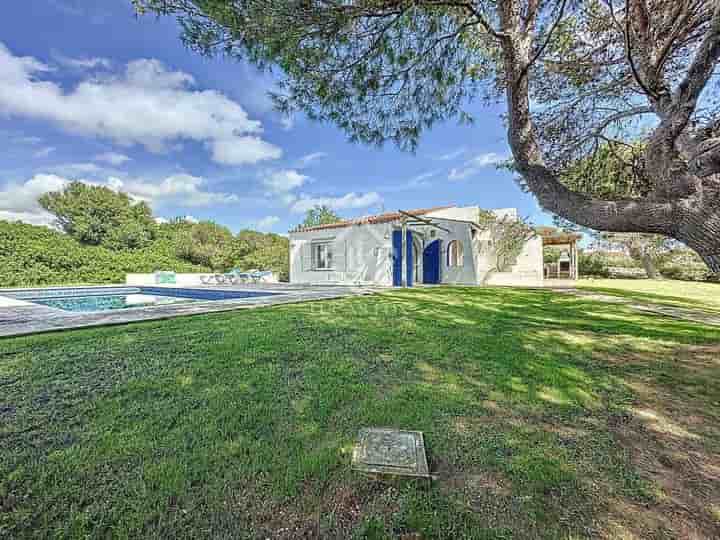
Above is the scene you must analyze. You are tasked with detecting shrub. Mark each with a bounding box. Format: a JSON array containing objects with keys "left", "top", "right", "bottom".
[
  {"left": 0, "top": 220, "right": 207, "bottom": 287},
  {"left": 578, "top": 252, "right": 610, "bottom": 278},
  {"left": 658, "top": 249, "right": 714, "bottom": 281},
  {"left": 0, "top": 219, "right": 291, "bottom": 287}
]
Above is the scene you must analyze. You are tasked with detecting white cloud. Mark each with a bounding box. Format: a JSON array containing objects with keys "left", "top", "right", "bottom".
[
  {"left": 33, "top": 146, "right": 56, "bottom": 158},
  {"left": 470, "top": 152, "right": 507, "bottom": 167},
  {"left": 262, "top": 169, "right": 309, "bottom": 193},
  {"left": 0, "top": 172, "right": 239, "bottom": 228},
  {"left": 53, "top": 53, "right": 111, "bottom": 71},
  {"left": 0, "top": 173, "right": 69, "bottom": 226},
  {"left": 280, "top": 115, "right": 295, "bottom": 131},
  {"left": 409, "top": 170, "right": 437, "bottom": 185},
  {"left": 290, "top": 192, "right": 382, "bottom": 214},
  {"left": 0, "top": 43, "right": 282, "bottom": 165},
  {"left": 449, "top": 152, "right": 507, "bottom": 180},
  {"left": 210, "top": 136, "right": 281, "bottom": 165},
  {"left": 95, "top": 152, "right": 131, "bottom": 165},
  {"left": 297, "top": 152, "right": 328, "bottom": 168},
  {"left": 255, "top": 215, "right": 280, "bottom": 231},
  {"left": 157, "top": 214, "right": 198, "bottom": 224},
  {"left": 0, "top": 210, "right": 56, "bottom": 227},
  {"left": 110, "top": 174, "right": 239, "bottom": 207}
]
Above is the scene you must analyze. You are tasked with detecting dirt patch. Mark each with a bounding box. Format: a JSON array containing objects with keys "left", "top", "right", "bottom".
[
  {"left": 253, "top": 480, "right": 401, "bottom": 539},
  {"left": 439, "top": 469, "right": 512, "bottom": 502},
  {"left": 602, "top": 344, "right": 720, "bottom": 539},
  {"left": 607, "top": 417, "right": 720, "bottom": 539}
]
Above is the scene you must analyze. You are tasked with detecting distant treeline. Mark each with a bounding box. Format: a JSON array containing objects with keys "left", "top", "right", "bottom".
[{"left": 1, "top": 181, "right": 290, "bottom": 287}]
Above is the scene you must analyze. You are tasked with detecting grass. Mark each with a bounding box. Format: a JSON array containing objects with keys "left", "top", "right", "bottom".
[
  {"left": 1, "top": 285, "right": 719, "bottom": 539},
  {"left": 578, "top": 278, "right": 720, "bottom": 313}
]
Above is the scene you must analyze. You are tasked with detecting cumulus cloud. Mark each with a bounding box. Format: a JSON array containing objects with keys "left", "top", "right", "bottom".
[
  {"left": 95, "top": 152, "right": 131, "bottom": 165},
  {"left": 0, "top": 210, "right": 56, "bottom": 227},
  {"left": 290, "top": 192, "right": 382, "bottom": 214},
  {"left": 0, "top": 172, "right": 240, "bottom": 228},
  {"left": 109, "top": 174, "right": 239, "bottom": 207},
  {"left": 53, "top": 53, "right": 111, "bottom": 71},
  {"left": 448, "top": 152, "right": 507, "bottom": 180},
  {"left": 0, "top": 173, "right": 69, "bottom": 226},
  {"left": 255, "top": 215, "right": 280, "bottom": 231},
  {"left": 0, "top": 43, "right": 282, "bottom": 165},
  {"left": 262, "top": 169, "right": 309, "bottom": 193}
]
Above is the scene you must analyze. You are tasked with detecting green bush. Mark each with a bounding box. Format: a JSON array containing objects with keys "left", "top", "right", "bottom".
[
  {"left": 0, "top": 220, "right": 207, "bottom": 287},
  {"left": 0, "top": 220, "right": 291, "bottom": 287},
  {"left": 578, "top": 252, "right": 611, "bottom": 278},
  {"left": 658, "top": 249, "right": 714, "bottom": 281}
]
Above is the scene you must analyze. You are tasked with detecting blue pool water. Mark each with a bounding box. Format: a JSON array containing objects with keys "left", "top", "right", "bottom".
[{"left": 5, "top": 287, "right": 277, "bottom": 313}]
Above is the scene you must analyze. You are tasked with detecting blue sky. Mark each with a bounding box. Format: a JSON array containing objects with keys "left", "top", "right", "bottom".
[{"left": 0, "top": 0, "right": 551, "bottom": 234}]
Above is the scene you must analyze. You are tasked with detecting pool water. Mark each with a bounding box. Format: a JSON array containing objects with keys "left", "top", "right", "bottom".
[
  {"left": 34, "top": 293, "right": 197, "bottom": 312},
  {"left": 4, "top": 286, "right": 277, "bottom": 313}
]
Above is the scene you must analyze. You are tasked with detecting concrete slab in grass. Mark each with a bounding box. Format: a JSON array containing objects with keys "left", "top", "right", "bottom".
[{"left": 352, "top": 428, "right": 430, "bottom": 479}]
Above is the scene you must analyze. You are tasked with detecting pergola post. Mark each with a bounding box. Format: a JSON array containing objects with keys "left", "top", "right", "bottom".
[{"left": 572, "top": 241, "right": 579, "bottom": 279}]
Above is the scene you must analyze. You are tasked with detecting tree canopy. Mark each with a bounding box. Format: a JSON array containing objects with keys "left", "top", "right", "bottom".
[
  {"left": 39, "top": 181, "right": 156, "bottom": 249},
  {"left": 7, "top": 181, "right": 292, "bottom": 282},
  {"left": 134, "top": 0, "right": 720, "bottom": 273},
  {"left": 299, "top": 204, "right": 343, "bottom": 228}
]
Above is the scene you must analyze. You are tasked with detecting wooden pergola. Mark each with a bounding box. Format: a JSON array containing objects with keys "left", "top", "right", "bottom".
[{"left": 536, "top": 227, "right": 583, "bottom": 280}]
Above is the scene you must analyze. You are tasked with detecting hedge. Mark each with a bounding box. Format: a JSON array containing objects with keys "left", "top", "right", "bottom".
[{"left": 0, "top": 220, "right": 209, "bottom": 288}]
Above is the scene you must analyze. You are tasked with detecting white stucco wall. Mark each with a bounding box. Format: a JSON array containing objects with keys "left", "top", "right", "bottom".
[
  {"left": 290, "top": 222, "right": 395, "bottom": 285},
  {"left": 288, "top": 207, "right": 544, "bottom": 287},
  {"left": 407, "top": 218, "right": 478, "bottom": 285}
]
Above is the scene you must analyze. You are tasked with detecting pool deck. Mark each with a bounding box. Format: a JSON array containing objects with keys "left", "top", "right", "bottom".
[{"left": 0, "top": 284, "right": 377, "bottom": 338}]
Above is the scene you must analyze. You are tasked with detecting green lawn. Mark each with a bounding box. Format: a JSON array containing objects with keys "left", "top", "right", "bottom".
[
  {"left": 2, "top": 286, "right": 719, "bottom": 539},
  {"left": 579, "top": 278, "right": 720, "bottom": 313}
]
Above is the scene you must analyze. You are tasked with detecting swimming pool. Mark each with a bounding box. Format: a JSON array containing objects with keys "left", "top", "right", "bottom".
[{"left": 2, "top": 286, "right": 278, "bottom": 313}]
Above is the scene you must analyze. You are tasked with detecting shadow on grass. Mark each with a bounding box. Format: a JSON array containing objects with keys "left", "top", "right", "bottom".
[
  {"left": 578, "top": 282, "right": 720, "bottom": 314},
  {"left": 1, "top": 286, "right": 718, "bottom": 538}
]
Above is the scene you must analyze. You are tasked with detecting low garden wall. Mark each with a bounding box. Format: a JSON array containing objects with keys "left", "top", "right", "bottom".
[{"left": 126, "top": 272, "right": 279, "bottom": 286}]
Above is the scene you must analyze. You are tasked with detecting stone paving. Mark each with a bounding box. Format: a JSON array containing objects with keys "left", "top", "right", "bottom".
[{"left": 0, "top": 283, "right": 377, "bottom": 338}]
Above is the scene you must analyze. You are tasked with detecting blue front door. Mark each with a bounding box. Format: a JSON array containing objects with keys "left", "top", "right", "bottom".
[
  {"left": 392, "top": 230, "right": 402, "bottom": 286},
  {"left": 406, "top": 230, "right": 414, "bottom": 287},
  {"left": 423, "top": 239, "right": 441, "bottom": 284},
  {"left": 392, "top": 229, "right": 415, "bottom": 287}
]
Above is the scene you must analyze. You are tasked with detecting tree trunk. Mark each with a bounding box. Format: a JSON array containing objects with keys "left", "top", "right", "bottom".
[
  {"left": 495, "top": 0, "right": 720, "bottom": 277},
  {"left": 672, "top": 209, "right": 720, "bottom": 273},
  {"left": 641, "top": 252, "right": 661, "bottom": 279}
]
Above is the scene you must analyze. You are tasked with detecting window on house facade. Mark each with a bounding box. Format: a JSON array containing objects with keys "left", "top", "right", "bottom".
[
  {"left": 312, "top": 241, "right": 333, "bottom": 269},
  {"left": 447, "top": 240, "right": 463, "bottom": 267}
]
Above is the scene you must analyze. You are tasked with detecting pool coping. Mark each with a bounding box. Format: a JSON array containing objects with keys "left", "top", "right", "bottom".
[{"left": 0, "top": 284, "right": 377, "bottom": 338}]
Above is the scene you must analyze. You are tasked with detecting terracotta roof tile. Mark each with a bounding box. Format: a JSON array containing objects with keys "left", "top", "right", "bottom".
[{"left": 291, "top": 206, "right": 454, "bottom": 233}]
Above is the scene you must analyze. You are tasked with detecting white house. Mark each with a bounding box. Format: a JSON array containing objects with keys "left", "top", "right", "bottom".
[{"left": 289, "top": 205, "right": 549, "bottom": 287}]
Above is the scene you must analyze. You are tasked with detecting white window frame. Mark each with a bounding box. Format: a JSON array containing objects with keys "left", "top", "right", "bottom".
[
  {"left": 447, "top": 240, "right": 464, "bottom": 267},
  {"left": 311, "top": 241, "right": 334, "bottom": 270}
]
